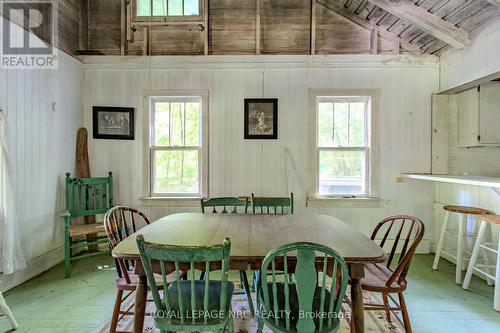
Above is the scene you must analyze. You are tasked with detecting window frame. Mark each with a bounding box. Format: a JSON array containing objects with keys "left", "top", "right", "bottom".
[
  {"left": 143, "top": 90, "right": 208, "bottom": 199},
  {"left": 308, "top": 89, "right": 379, "bottom": 201},
  {"left": 132, "top": 0, "right": 204, "bottom": 23}
]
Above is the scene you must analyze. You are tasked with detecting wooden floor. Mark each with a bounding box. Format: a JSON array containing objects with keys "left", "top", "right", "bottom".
[{"left": 0, "top": 254, "right": 499, "bottom": 333}]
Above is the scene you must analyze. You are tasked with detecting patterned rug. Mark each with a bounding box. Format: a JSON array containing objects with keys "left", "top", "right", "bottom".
[{"left": 95, "top": 285, "right": 405, "bottom": 333}]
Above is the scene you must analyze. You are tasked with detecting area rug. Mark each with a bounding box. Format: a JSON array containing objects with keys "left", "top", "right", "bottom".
[{"left": 95, "top": 284, "right": 404, "bottom": 333}]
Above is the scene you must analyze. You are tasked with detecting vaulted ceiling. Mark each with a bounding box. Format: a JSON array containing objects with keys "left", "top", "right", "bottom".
[{"left": 57, "top": 0, "right": 499, "bottom": 56}]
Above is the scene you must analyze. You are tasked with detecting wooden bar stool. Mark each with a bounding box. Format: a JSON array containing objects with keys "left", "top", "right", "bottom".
[
  {"left": 463, "top": 214, "right": 500, "bottom": 311},
  {"left": 432, "top": 205, "right": 489, "bottom": 284}
]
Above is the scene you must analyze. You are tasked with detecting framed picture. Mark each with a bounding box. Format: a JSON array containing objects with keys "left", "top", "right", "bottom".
[
  {"left": 244, "top": 98, "right": 278, "bottom": 139},
  {"left": 92, "top": 106, "right": 135, "bottom": 140}
]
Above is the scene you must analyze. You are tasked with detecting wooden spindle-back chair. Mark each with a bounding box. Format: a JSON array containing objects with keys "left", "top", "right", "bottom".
[
  {"left": 200, "top": 196, "right": 249, "bottom": 214},
  {"left": 136, "top": 235, "right": 234, "bottom": 333},
  {"left": 251, "top": 193, "right": 294, "bottom": 214},
  {"left": 61, "top": 172, "right": 113, "bottom": 278},
  {"left": 104, "top": 206, "right": 176, "bottom": 333},
  {"left": 257, "top": 242, "right": 349, "bottom": 333},
  {"left": 355, "top": 215, "right": 424, "bottom": 333}
]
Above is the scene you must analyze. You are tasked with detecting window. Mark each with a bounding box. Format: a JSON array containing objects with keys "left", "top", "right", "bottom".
[
  {"left": 309, "top": 90, "right": 378, "bottom": 199},
  {"left": 149, "top": 93, "right": 207, "bottom": 197},
  {"left": 136, "top": 0, "right": 200, "bottom": 17}
]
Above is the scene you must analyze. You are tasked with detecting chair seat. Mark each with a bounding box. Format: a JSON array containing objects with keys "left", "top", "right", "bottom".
[
  {"left": 258, "top": 283, "right": 339, "bottom": 332},
  {"left": 360, "top": 263, "right": 405, "bottom": 293},
  {"left": 69, "top": 223, "right": 105, "bottom": 237},
  {"left": 116, "top": 271, "right": 179, "bottom": 291},
  {"left": 154, "top": 280, "right": 234, "bottom": 328},
  {"left": 478, "top": 214, "right": 500, "bottom": 225}
]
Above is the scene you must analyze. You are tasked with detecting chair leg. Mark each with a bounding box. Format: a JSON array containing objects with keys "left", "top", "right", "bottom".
[
  {"left": 433, "top": 211, "right": 450, "bottom": 270},
  {"left": 463, "top": 220, "right": 486, "bottom": 290},
  {"left": 240, "top": 270, "right": 255, "bottom": 316},
  {"left": 456, "top": 214, "right": 466, "bottom": 284},
  {"left": 382, "top": 293, "right": 392, "bottom": 322},
  {"left": 110, "top": 290, "right": 123, "bottom": 333},
  {"left": 227, "top": 305, "right": 234, "bottom": 333},
  {"left": 257, "top": 317, "right": 264, "bottom": 333},
  {"left": 199, "top": 271, "right": 205, "bottom": 280},
  {"left": 64, "top": 219, "right": 72, "bottom": 279},
  {"left": 0, "top": 292, "right": 18, "bottom": 330},
  {"left": 398, "top": 292, "right": 412, "bottom": 333}
]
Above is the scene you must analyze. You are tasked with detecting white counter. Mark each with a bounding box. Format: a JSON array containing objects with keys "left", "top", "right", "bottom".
[{"left": 403, "top": 174, "right": 500, "bottom": 188}]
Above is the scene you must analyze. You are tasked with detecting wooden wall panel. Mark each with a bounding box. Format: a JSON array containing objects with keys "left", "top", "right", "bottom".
[
  {"left": 57, "top": 0, "right": 80, "bottom": 55},
  {"left": 260, "top": 0, "right": 311, "bottom": 54},
  {"left": 209, "top": 0, "right": 256, "bottom": 54},
  {"left": 81, "top": 55, "right": 438, "bottom": 250},
  {"left": 88, "top": 0, "right": 122, "bottom": 54},
  {"left": 316, "top": 4, "right": 371, "bottom": 54}
]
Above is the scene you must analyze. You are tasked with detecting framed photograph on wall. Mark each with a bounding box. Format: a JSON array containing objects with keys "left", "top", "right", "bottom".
[
  {"left": 92, "top": 106, "right": 135, "bottom": 140},
  {"left": 244, "top": 98, "right": 278, "bottom": 139}
]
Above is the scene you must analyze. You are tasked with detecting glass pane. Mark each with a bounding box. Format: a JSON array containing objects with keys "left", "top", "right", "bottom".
[
  {"left": 185, "top": 102, "right": 200, "bottom": 146},
  {"left": 154, "top": 150, "right": 199, "bottom": 194},
  {"left": 318, "top": 102, "right": 334, "bottom": 147},
  {"left": 349, "top": 102, "right": 366, "bottom": 146},
  {"left": 154, "top": 102, "right": 170, "bottom": 146},
  {"left": 137, "top": 0, "right": 151, "bottom": 16},
  {"left": 319, "top": 150, "right": 366, "bottom": 195},
  {"left": 168, "top": 0, "right": 183, "bottom": 15},
  {"left": 333, "top": 102, "right": 349, "bottom": 147},
  {"left": 169, "top": 102, "right": 184, "bottom": 146},
  {"left": 152, "top": 0, "right": 168, "bottom": 16},
  {"left": 184, "top": 0, "right": 199, "bottom": 15}
]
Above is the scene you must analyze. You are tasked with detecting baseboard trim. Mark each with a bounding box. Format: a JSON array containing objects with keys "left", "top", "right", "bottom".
[{"left": 0, "top": 247, "right": 63, "bottom": 292}]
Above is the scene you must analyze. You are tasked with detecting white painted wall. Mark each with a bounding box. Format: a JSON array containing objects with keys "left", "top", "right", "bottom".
[
  {"left": 0, "top": 52, "right": 82, "bottom": 290},
  {"left": 440, "top": 18, "right": 500, "bottom": 91},
  {"left": 82, "top": 55, "right": 439, "bottom": 252}
]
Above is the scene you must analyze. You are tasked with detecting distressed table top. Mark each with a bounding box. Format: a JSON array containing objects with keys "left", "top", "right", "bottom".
[{"left": 112, "top": 213, "right": 385, "bottom": 264}]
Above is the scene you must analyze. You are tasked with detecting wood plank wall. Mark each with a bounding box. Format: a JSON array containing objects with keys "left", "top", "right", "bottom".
[
  {"left": 57, "top": 0, "right": 80, "bottom": 55},
  {"left": 86, "top": 0, "right": 396, "bottom": 56}
]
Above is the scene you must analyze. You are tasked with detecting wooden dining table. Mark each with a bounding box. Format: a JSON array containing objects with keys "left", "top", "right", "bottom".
[{"left": 112, "top": 212, "right": 386, "bottom": 333}]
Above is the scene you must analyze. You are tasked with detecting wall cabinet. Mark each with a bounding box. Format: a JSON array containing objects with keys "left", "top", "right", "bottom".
[{"left": 457, "top": 82, "right": 500, "bottom": 147}]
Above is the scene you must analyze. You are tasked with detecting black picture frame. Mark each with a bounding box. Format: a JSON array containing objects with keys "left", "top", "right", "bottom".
[
  {"left": 244, "top": 98, "right": 278, "bottom": 139},
  {"left": 92, "top": 106, "right": 135, "bottom": 140}
]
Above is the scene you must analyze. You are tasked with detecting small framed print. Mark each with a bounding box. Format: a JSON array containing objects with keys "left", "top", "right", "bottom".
[
  {"left": 92, "top": 106, "right": 135, "bottom": 140},
  {"left": 244, "top": 98, "right": 278, "bottom": 139}
]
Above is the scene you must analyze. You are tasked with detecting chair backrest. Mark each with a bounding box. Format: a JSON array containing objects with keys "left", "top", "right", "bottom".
[
  {"left": 104, "top": 206, "right": 150, "bottom": 283},
  {"left": 370, "top": 215, "right": 425, "bottom": 286},
  {"left": 251, "top": 193, "right": 294, "bottom": 214},
  {"left": 200, "top": 196, "right": 249, "bottom": 214},
  {"left": 65, "top": 172, "right": 113, "bottom": 217},
  {"left": 259, "top": 242, "right": 349, "bottom": 333},
  {"left": 136, "top": 235, "right": 232, "bottom": 324}
]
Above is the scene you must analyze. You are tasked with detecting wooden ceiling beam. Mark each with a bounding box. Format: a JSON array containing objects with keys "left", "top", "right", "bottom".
[
  {"left": 317, "top": 0, "right": 422, "bottom": 52},
  {"left": 368, "top": 0, "right": 470, "bottom": 49},
  {"left": 485, "top": 0, "right": 500, "bottom": 8}
]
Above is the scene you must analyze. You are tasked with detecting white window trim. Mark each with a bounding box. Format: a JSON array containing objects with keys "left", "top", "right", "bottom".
[
  {"left": 307, "top": 88, "right": 380, "bottom": 204},
  {"left": 141, "top": 89, "right": 209, "bottom": 201}
]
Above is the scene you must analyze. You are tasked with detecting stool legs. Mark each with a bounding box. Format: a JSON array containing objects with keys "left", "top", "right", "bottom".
[
  {"left": 495, "top": 234, "right": 500, "bottom": 311},
  {"left": 463, "top": 221, "right": 487, "bottom": 290},
  {"left": 433, "top": 210, "right": 450, "bottom": 270},
  {"left": 456, "top": 214, "right": 466, "bottom": 284}
]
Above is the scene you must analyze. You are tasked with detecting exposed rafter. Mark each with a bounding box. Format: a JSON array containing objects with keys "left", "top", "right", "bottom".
[
  {"left": 316, "top": 0, "right": 422, "bottom": 53},
  {"left": 485, "top": 0, "right": 500, "bottom": 8},
  {"left": 368, "top": 0, "right": 470, "bottom": 49}
]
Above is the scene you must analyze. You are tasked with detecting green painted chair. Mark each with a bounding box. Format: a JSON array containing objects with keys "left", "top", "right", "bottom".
[
  {"left": 251, "top": 193, "right": 294, "bottom": 214},
  {"left": 60, "top": 172, "right": 113, "bottom": 278},
  {"left": 200, "top": 196, "right": 254, "bottom": 316},
  {"left": 256, "top": 242, "right": 349, "bottom": 333},
  {"left": 200, "top": 196, "right": 249, "bottom": 214},
  {"left": 136, "top": 235, "right": 234, "bottom": 333}
]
